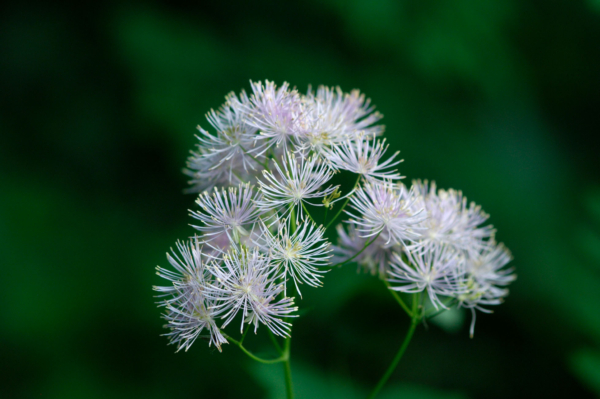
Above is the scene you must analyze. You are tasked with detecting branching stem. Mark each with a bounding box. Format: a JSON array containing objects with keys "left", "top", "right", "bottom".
[{"left": 226, "top": 335, "right": 287, "bottom": 364}]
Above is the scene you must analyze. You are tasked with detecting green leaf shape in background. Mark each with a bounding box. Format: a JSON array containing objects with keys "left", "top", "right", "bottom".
[
  {"left": 252, "top": 361, "right": 469, "bottom": 399},
  {"left": 570, "top": 349, "right": 600, "bottom": 396}
]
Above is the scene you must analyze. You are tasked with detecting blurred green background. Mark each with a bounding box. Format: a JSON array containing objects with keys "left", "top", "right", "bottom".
[{"left": 2, "top": 0, "right": 600, "bottom": 398}]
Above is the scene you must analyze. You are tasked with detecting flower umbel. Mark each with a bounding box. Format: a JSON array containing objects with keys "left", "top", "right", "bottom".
[{"left": 156, "top": 80, "right": 515, "bottom": 399}]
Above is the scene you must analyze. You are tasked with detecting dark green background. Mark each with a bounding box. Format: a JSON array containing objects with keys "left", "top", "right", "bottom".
[{"left": 2, "top": 1, "right": 600, "bottom": 398}]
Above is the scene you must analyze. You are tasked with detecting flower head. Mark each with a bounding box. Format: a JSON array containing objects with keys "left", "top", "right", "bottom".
[
  {"left": 257, "top": 152, "right": 337, "bottom": 220},
  {"left": 388, "top": 245, "right": 467, "bottom": 309},
  {"left": 259, "top": 220, "right": 331, "bottom": 297},
  {"left": 244, "top": 80, "right": 303, "bottom": 150},
  {"left": 191, "top": 183, "right": 262, "bottom": 242},
  {"left": 347, "top": 181, "right": 426, "bottom": 245},
  {"left": 184, "top": 91, "right": 266, "bottom": 192},
  {"left": 298, "top": 86, "right": 384, "bottom": 152},
  {"left": 154, "top": 237, "right": 227, "bottom": 352},
  {"left": 323, "top": 134, "right": 402, "bottom": 181},
  {"left": 206, "top": 246, "right": 298, "bottom": 337},
  {"left": 410, "top": 180, "right": 495, "bottom": 253},
  {"left": 455, "top": 241, "right": 516, "bottom": 337}
]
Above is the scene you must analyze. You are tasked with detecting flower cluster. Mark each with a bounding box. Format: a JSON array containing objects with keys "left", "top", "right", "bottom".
[
  {"left": 337, "top": 179, "right": 515, "bottom": 336},
  {"left": 155, "top": 80, "right": 515, "bottom": 352}
]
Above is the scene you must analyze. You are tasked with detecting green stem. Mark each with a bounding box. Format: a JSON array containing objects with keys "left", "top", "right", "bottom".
[
  {"left": 290, "top": 206, "right": 297, "bottom": 233},
  {"left": 239, "top": 325, "right": 250, "bottom": 345},
  {"left": 366, "top": 294, "right": 420, "bottom": 399},
  {"left": 283, "top": 337, "right": 294, "bottom": 399},
  {"left": 284, "top": 204, "right": 296, "bottom": 398},
  {"left": 327, "top": 231, "right": 382, "bottom": 269},
  {"left": 301, "top": 202, "right": 317, "bottom": 225},
  {"left": 226, "top": 335, "right": 286, "bottom": 364},
  {"left": 384, "top": 280, "right": 412, "bottom": 317},
  {"left": 268, "top": 330, "right": 283, "bottom": 355},
  {"left": 324, "top": 174, "right": 361, "bottom": 229}
]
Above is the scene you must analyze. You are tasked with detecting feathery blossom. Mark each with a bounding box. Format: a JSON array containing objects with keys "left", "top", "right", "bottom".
[
  {"left": 388, "top": 245, "right": 467, "bottom": 309},
  {"left": 154, "top": 237, "right": 227, "bottom": 352},
  {"left": 456, "top": 241, "right": 516, "bottom": 337},
  {"left": 244, "top": 80, "right": 303, "bottom": 150},
  {"left": 333, "top": 222, "right": 399, "bottom": 278},
  {"left": 158, "top": 79, "right": 516, "bottom": 353},
  {"left": 298, "top": 86, "right": 384, "bottom": 152},
  {"left": 206, "top": 246, "right": 297, "bottom": 336},
  {"left": 323, "top": 134, "right": 402, "bottom": 181},
  {"left": 411, "top": 180, "right": 494, "bottom": 252},
  {"left": 257, "top": 151, "right": 338, "bottom": 219},
  {"left": 191, "top": 183, "right": 262, "bottom": 242},
  {"left": 347, "top": 181, "right": 426, "bottom": 245},
  {"left": 185, "top": 147, "right": 244, "bottom": 193},
  {"left": 259, "top": 220, "right": 331, "bottom": 297},
  {"left": 184, "top": 92, "right": 266, "bottom": 192}
]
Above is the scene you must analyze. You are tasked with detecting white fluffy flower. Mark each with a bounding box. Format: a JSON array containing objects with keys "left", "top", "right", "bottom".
[
  {"left": 465, "top": 242, "right": 515, "bottom": 293},
  {"left": 257, "top": 152, "right": 337, "bottom": 220},
  {"left": 298, "top": 86, "right": 384, "bottom": 152},
  {"left": 185, "top": 147, "right": 244, "bottom": 193},
  {"left": 456, "top": 241, "right": 516, "bottom": 337},
  {"left": 323, "top": 134, "right": 402, "bottom": 181},
  {"left": 244, "top": 80, "right": 303, "bottom": 150},
  {"left": 190, "top": 183, "right": 262, "bottom": 242},
  {"left": 346, "top": 181, "right": 426, "bottom": 245},
  {"left": 158, "top": 79, "right": 517, "bottom": 351},
  {"left": 184, "top": 92, "right": 267, "bottom": 192},
  {"left": 206, "top": 246, "right": 297, "bottom": 337},
  {"left": 154, "top": 237, "right": 228, "bottom": 352},
  {"left": 387, "top": 245, "right": 467, "bottom": 309},
  {"left": 259, "top": 220, "right": 331, "bottom": 297},
  {"left": 410, "top": 180, "right": 494, "bottom": 252}
]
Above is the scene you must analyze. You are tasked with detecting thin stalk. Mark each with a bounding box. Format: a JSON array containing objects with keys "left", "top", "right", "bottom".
[
  {"left": 290, "top": 206, "right": 297, "bottom": 233},
  {"left": 384, "top": 280, "right": 412, "bottom": 317},
  {"left": 283, "top": 337, "right": 294, "bottom": 399},
  {"left": 239, "top": 325, "right": 250, "bottom": 345},
  {"left": 226, "top": 335, "right": 287, "bottom": 364},
  {"left": 324, "top": 174, "right": 361, "bottom": 229},
  {"left": 366, "top": 293, "right": 420, "bottom": 399},
  {"left": 301, "top": 202, "right": 317, "bottom": 225},
  {"left": 284, "top": 205, "right": 296, "bottom": 398},
  {"left": 267, "top": 329, "right": 283, "bottom": 355}
]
